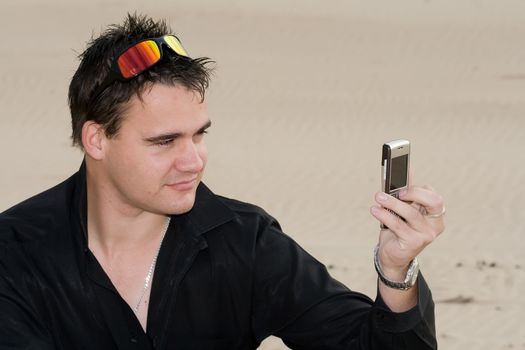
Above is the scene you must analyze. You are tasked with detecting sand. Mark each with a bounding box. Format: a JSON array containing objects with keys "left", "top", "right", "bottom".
[{"left": 1, "top": 1, "right": 524, "bottom": 349}]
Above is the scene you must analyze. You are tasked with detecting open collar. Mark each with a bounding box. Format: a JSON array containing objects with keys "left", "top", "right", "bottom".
[{"left": 71, "top": 160, "right": 236, "bottom": 250}]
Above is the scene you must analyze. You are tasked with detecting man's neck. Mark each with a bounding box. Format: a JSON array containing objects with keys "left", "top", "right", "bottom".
[{"left": 85, "top": 167, "right": 168, "bottom": 257}]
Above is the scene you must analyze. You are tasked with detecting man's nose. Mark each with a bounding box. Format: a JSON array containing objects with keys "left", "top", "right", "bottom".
[{"left": 174, "top": 140, "right": 204, "bottom": 172}]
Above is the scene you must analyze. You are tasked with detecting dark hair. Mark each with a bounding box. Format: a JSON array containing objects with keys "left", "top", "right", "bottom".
[{"left": 68, "top": 13, "right": 214, "bottom": 148}]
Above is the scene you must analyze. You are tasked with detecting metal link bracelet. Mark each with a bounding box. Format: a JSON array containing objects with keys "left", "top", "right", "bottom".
[{"left": 373, "top": 244, "right": 419, "bottom": 290}]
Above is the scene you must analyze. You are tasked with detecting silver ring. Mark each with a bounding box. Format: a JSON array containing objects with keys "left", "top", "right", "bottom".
[{"left": 426, "top": 206, "right": 446, "bottom": 218}]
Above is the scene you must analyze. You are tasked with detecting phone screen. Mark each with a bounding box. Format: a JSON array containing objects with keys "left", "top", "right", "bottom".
[{"left": 390, "top": 155, "right": 408, "bottom": 191}]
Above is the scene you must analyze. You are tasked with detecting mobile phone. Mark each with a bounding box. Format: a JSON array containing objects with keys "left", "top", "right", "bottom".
[{"left": 381, "top": 139, "right": 410, "bottom": 228}]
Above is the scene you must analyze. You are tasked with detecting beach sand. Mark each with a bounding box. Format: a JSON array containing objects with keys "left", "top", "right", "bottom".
[{"left": 1, "top": 1, "right": 524, "bottom": 348}]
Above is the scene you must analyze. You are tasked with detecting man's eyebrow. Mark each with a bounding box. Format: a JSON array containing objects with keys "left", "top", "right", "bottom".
[
  {"left": 198, "top": 120, "right": 212, "bottom": 133},
  {"left": 143, "top": 120, "right": 212, "bottom": 143}
]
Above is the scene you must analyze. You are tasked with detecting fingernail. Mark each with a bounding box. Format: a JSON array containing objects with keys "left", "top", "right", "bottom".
[
  {"left": 377, "top": 193, "right": 388, "bottom": 202},
  {"left": 370, "top": 206, "right": 380, "bottom": 214}
]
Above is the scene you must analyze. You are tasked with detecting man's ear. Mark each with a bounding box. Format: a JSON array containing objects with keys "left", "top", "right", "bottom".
[{"left": 81, "top": 121, "right": 106, "bottom": 160}]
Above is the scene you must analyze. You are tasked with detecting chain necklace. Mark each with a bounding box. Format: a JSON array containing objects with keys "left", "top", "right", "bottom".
[{"left": 133, "top": 216, "right": 171, "bottom": 314}]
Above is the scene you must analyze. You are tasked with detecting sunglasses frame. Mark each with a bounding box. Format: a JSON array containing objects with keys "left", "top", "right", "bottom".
[{"left": 91, "top": 35, "right": 188, "bottom": 100}]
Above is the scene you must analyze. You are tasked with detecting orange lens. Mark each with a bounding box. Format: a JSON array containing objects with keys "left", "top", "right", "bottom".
[{"left": 117, "top": 40, "right": 161, "bottom": 78}]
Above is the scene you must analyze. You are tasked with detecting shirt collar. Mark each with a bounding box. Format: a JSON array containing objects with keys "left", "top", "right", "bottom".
[
  {"left": 71, "top": 160, "right": 236, "bottom": 249},
  {"left": 186, "top": 183, "right": 237, "bottom": 236}
]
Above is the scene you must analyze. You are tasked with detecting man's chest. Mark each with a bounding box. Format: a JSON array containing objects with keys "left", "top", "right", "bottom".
[
  {"left": 48, "top": 242, "right": 253, "bottom": 349},
  {"left": 95, "top": 255, "right": 157, "bottom": 330}
]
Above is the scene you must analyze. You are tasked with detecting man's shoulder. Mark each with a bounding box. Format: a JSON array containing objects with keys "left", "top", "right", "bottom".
[
  {"left": 207, "top": 191, "right": 281, "bottom": 232},
  {"left": 0, "top": 172, "right": 78, "bottom": 245},
  {"left": 215, "top": 195, "right": 272, "bottom": 219}
]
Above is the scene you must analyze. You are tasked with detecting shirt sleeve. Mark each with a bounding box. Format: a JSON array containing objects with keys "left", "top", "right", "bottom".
[
  {"left": 0, "top": 246, "right": 56, "bottom": 350},
  {"left": 251, "top": 221, "right": 437, "bottom": 350}
]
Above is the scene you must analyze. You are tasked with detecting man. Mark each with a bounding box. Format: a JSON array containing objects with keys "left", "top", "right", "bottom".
[{"left": 0, "top": 14, "right": 444, "bottom": 349}]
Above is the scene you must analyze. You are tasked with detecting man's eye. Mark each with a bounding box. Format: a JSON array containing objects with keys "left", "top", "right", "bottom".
[
  {"left": 198, "top": 130, "right": 209, "bottom": 137},
  {"left": 155, "top": 139, "right": 173, "bottom": 147},
  {"left": 193, "top": 130, "right": 208, "bottom": 141},
  {"left": 196, "top": 130, "right": 208, "bottom": 137}
]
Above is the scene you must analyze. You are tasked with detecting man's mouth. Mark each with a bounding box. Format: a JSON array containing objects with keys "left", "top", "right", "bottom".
[{"left": 166, "top": 177, "right": 198, "bottom": 191}]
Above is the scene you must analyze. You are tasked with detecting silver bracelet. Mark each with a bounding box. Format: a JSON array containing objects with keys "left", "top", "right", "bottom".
[{"left": 373, "top": 244, "right": 419, "bottom": 290}]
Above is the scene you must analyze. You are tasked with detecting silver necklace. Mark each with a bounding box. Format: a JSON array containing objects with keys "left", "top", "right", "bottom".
[{"left": 133, "top": 216, "right": 171, "bottom": 314}]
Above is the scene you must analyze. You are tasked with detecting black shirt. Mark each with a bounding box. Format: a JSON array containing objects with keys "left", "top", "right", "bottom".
[{"left": 0, "top": 163, "right": 437, "bottom": 349}]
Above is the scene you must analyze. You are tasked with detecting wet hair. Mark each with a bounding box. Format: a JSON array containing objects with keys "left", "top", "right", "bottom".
[{"left": 68, "top": 13, "right": 214, "bottom": 148}]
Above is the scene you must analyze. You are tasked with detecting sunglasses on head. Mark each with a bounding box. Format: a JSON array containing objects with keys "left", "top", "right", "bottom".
[{"left": 92, "top": 34, "right": 189, "bottom": 99}]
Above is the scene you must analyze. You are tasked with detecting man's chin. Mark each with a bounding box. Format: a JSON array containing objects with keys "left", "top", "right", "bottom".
[
  {"left": 158, "top": 181, "right": 199, "bottom": 215},
  {"left": 164, "top": 193, "right": 197, "bottom": 215}
]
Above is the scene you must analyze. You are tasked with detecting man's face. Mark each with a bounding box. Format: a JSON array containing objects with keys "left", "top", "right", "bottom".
[{"left": 99, "top": 84, "right": 210, "bottom": 215}]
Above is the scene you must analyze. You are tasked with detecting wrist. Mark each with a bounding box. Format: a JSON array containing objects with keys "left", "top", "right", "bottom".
[
  {"left": 380, "top": 264, "right": 410, "bottom": 282},
  {"left": 377, "top": 248, "right": 410, "bottom": 280},
  {"left": 374, "top": 244, "right": 419, "bottom": 290}
]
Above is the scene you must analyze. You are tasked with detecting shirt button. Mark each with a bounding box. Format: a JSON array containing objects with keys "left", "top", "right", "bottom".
[{"left": 130, "top": 337, "right": 138, "bottom": 343}]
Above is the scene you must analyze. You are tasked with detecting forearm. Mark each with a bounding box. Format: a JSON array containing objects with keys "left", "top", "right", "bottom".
[
  {"left": 372, "top": 274, "right": 437, "bottom": 350},
  {"left": 276, "top": 274, "right": 437, "bottom": 350},
  {"left": 253, "top": 222, "right": 437, "bottom": 349}
]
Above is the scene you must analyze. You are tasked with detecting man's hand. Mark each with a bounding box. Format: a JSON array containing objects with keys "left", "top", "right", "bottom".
[{"left": 370, "top": 184, "right": 445, "bottom": 311}]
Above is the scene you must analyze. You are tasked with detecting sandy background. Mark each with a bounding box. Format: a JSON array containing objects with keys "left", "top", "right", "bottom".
[{"left": 1, "top": 0, "right": 524, "bottom": 349}]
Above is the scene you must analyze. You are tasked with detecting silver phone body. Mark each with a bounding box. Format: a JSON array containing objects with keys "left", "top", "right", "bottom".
[
  {"left": 382, "top": 139, "right": 410, "bottom": 197},
  {"left": 381, "top": 139, "right": 410, "bottom": 228}
]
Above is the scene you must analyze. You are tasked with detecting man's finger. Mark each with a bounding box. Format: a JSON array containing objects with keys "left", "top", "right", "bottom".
[
  {"left": 374, "top": 191, "right": 443, "bottom": 238},
  {"left": 370, "top": 204, "right": 417, "bottom": 241},
  {"left": 398, "top": 186, "right": 444, "bottom": 216},
  {"left": 375, "top": 192, "right": 424, "bottom": 226}
]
